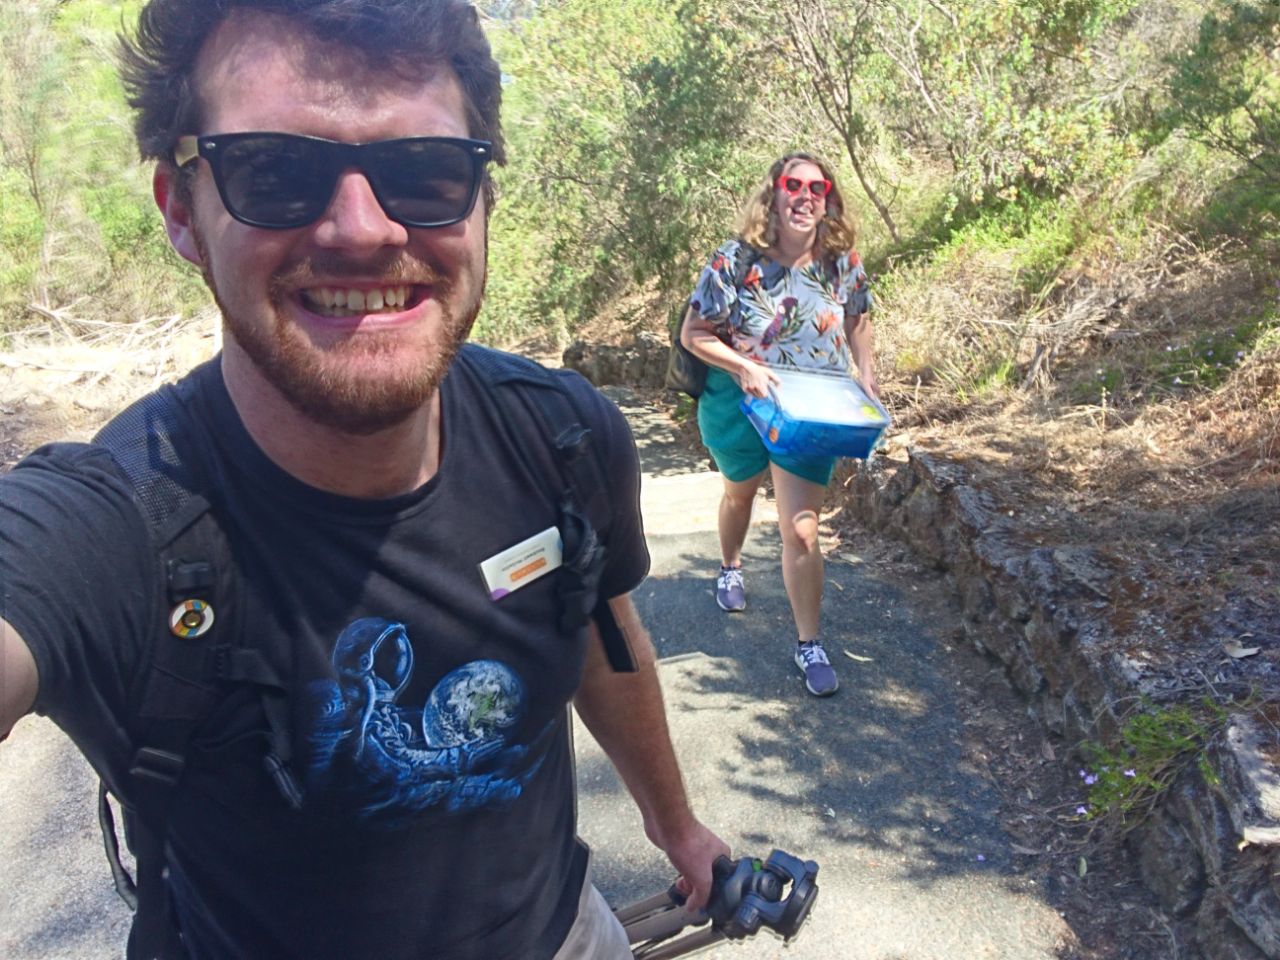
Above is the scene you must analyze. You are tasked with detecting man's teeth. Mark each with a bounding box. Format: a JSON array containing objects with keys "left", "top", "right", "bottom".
[{"left": 302, "top": 286, "right": 411, "bottom": 315}]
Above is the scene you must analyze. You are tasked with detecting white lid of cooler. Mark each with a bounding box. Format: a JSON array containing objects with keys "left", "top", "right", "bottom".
[{"left": 766, "top": 367, "right": 888, "bottom": 427}]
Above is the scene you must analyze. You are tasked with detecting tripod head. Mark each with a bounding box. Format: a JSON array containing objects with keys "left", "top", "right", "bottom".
[
  {"left": 616, "top": 848, "right": 819, "bottom": 959},
  {"left": 706, "top": 849, "right": 819, "bottom": 941}
]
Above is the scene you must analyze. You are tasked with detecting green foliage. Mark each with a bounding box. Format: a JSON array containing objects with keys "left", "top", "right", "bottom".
[
  {"left": 1164, "top": 0, "right": 1280, "bottom": 187},
  {"left": 1075, "top": 698, "right": 1229, "bottom": 832},
  {"left": 0, "top": 0, "right": 1276, "bottom": 389},
  {"left": 1070, "top": 364, "right": 1124, "bottom": 404},
  {"left": 84, "top": 180, "right": 169, "bottom": 268},
  {"left": 1151, "top": 308, "right": 1280, "bottom": 393},
  {"left": 615, "top": 1, "right": 773, "bottom": 295},
  {"left": 927, "top": 193, "right": 1088, "bottom": 293},
  {"left": 480, "top": 0, "right": 682, "bottom": 340},
  {"left": 875, "top": 0, "right": 1141, "bottom": 208},
  {"left": 972, "top": 357, "right": 1021, "bottom": 394},
  {"left": 0, "top": 0, "right": 200, "bottom": 328}
]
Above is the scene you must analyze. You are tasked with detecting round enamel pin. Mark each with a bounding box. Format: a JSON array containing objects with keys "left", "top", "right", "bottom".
[{"left": 169, "top": 599, "right": 215, "bottom": 638}]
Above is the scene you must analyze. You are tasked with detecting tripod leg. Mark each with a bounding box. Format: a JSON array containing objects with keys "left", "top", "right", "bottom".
[
  {"left": 621, "top": 904, "right": 707, "bottom": 945},
  {"left": 614, "top": 890, "right": 682, "bottom": 927},
  {"left": 633, "top": 926, "right": 727, "bottom": 960}
]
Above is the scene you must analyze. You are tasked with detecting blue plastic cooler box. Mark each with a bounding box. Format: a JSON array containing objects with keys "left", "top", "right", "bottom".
[{"left": 740, "top": 367, "right": 890, "bottom": 459}]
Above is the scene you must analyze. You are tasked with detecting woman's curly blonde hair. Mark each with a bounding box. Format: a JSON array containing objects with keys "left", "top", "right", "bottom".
[{"left": 734, "top": 152, "right": 859, "bottom": 262}]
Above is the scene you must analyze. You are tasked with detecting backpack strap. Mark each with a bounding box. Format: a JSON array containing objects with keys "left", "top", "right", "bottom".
[
  {"left": 456, "top": 344, "right": 637, "bottom": 672},
  {"left": 92, "top": 381, "right": 299, "bottom": 960},
  {"left": 733, "top": 241, "right": 762, "bottom": 289}
]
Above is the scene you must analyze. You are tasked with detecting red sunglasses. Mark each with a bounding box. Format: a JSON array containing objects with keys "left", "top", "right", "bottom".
[{"left": 776, "top": 175, "right": 832, "bottom": 198}]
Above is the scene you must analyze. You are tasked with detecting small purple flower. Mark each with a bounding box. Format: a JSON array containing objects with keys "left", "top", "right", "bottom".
[
  {"left": 1084, "top": 774, "right": 1098, "bottom": 786},
  {"left": 976, "top": 854, "right": 986, "bottom": 862},
  {"left": 1076, "top": 805, "right": 1088, "bottom": 815},
  {"left": 1124, "top": 769, "right": 1136, "bottom": 778},
  {"left": 1173, "top": 377, "right": 1183, "bottom": 385}
]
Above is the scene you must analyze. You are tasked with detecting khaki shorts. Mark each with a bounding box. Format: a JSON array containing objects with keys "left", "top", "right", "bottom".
[{"left": 552, "top": 866, "right": 632, "bottom": 960}]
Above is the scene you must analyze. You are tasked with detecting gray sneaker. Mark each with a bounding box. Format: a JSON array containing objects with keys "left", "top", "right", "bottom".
[
  {"left": 715, "top": 565, "right": 746, "bottom": 612},
  {"left": 794, "top": 641, "right": 838, "bottom": 697}
]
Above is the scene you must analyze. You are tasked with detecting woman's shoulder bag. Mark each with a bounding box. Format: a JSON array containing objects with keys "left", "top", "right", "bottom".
[{"left": 665, "top": 243, "right": 761, "bottom": 398}]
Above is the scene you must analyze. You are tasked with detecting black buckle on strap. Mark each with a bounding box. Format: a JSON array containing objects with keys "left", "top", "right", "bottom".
[
  {"left": 166, "top": 557, "right": 215, "bottom": 603},
  {"left": 130, "top": 747, "right": 186, "bottom": 786}
]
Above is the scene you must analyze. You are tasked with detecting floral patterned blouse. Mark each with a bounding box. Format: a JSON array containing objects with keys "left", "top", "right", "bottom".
[{"left": 690, "top": 239, "right": 872, "bottom": 372}]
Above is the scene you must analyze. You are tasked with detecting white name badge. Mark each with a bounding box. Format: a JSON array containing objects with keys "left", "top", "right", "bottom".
[{"left": 478, "top": 526, "right": 563, "bottom": 600}]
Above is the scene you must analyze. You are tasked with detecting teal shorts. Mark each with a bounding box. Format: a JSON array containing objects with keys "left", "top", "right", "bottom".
[{"left": 697, "top": 367, "right": 836, "bottom": 486}]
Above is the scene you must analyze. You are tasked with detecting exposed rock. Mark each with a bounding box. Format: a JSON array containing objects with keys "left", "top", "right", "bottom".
[
  {"left": 1132, "top": 806, "right": 1205, "bottom": 916},
  {"left": 562, "top": 334, "right": 668, "bottom": 388},
  {"left": 844, "top": 449, "right": 1280, "bottom": 960},
  {"left": 1196, "top": 888, "right": 1270, "bottom": 960}
]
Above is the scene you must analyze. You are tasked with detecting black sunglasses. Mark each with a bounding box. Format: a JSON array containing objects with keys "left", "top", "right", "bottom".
[{"left": 173, "top": 132, "right": 492, "bottom": 230}]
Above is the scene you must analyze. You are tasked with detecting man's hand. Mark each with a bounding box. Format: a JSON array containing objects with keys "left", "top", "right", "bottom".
[{"left": 656, "top": 819, "right": 732, "bottom": 914}]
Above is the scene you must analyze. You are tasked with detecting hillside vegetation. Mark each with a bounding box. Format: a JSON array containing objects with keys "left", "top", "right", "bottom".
[{"left": 1, "top": 1, "right": 1277, "bottom": 575}]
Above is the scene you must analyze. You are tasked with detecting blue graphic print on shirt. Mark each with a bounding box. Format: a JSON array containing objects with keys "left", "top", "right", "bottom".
[{"left": 305, "top": 617, "right": 553, "bottom": 825}]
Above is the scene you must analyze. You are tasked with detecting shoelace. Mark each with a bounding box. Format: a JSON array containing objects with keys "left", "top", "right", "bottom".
[
  {"left": 719, "top": 567, "right": 744, "bottom": 589},
  {"left": 797, "top": 642, "right": 829, "bottom": 667}
]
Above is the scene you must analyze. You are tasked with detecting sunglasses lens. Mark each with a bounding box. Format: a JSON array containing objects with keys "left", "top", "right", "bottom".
[
  {"left": 783, "top": 177, "right": 803, "bottom": 193},
  {"left": 208, "top": 135, "right": 484, "bottom": 229},
  {"left": 368, "top": 139, "right": 479, "bottom": 227},
  {"left": 810, "top": 180, "right": 831, "bottom": 198},
  {"left": 217, "top": 135, "right": 331, "bottom": 228}
]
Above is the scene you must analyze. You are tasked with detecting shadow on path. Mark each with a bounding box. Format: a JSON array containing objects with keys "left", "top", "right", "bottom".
[{"left": 574, "top": 386, "right": 1079, "bottom": 959}]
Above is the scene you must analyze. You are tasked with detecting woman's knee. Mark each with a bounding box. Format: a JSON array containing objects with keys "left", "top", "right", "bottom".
[
  {"left": 779, "top": 510, "right": 821, "bottom": 555},
  {"left": 721, "top": 472, "right": 764, "bottom": 511}
]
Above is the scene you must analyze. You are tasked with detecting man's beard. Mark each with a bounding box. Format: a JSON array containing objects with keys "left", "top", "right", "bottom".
[{"left": 195, "top": 232, "right": 483, "bottom": 435}]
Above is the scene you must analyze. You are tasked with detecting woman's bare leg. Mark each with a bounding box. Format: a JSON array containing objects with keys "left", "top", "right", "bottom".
[
  {"left": 770, "top": 465, "right": 827, "bottom": 642},
  {"left": 718, "top": 470, "right": 766, "bottom": 567}
]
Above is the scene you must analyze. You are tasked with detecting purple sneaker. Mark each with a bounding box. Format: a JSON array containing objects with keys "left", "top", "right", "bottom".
[
  {"left": 794, "top": 640, "right": 838, "bottom": 697},
  {"left": 715, "top": 565, "right": 746, "bottom": 612}
]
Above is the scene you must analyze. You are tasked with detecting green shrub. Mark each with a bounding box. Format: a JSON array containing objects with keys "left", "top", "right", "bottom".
[
  {"left": 1151, "top": 309, "right": 1279, "bottom": 394},
  {"left": 1074, "top": 698, "right": 1229, "bottom": 833}
]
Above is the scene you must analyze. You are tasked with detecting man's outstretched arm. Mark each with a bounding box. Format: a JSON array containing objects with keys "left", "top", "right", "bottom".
[
  {"left": 573, "top": 593, "right": 730, "bottom": 911},
  {"left": 1, "top": 617, "right": 38, "bottom": 742}
]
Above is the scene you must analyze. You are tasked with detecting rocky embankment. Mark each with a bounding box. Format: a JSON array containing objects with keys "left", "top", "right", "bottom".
[{"left": 564, "top": 336, "right": 1280, "bottom": 960}]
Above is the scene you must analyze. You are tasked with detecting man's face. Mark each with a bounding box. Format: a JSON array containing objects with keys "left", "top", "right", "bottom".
[{"left": 159, "top": 11, "right": 488, "bottom": 434}]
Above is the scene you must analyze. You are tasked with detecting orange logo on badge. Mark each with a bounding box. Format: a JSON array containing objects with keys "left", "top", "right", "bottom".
[{"left": 511, "top": 558, "right": 548, "bottom": 582}]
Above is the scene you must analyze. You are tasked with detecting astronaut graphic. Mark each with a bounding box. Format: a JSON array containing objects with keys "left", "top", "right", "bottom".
[{"left": 305, "top": 618, "right": 553, "bottom": 823}]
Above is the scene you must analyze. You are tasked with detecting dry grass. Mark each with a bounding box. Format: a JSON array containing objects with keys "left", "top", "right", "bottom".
[
  {"left": 0, "top": 306, "right": 221, "bottom": 464},
  {"left": 844, "top": 235, "right": 1280, "bottom": 685}
]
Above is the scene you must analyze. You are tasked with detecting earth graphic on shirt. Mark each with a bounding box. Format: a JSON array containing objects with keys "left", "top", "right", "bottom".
[
  {"left": 422, "top": 660, "right": 524, "bottom": 746},
  {"left": 304, "top": 618, "right": 553, "bottom": 823}
]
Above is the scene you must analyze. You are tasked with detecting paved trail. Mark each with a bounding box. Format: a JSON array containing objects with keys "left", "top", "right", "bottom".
[
  {"left": 0, "top": 384, "right": 1078, "bottom": 960},
  {"left": 575, "top": 387, "right": 1076, "bottom": 959}
]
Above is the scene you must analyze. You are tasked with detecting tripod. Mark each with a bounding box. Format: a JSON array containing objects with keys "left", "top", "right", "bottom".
[{"left": 614, "top": 849, "right": 819, "bottom": 959}]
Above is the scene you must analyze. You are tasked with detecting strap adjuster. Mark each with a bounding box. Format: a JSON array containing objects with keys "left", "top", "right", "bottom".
[
  {"left": 167, "top": 557, "right": 215, "bottom": 602},
  {"left": 130, "top": 747, "right": 186, "bottom": 786}
]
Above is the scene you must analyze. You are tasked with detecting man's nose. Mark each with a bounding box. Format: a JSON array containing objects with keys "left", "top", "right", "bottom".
[{"left": 312, "top": 169, "right": 409, "bottom": 251}]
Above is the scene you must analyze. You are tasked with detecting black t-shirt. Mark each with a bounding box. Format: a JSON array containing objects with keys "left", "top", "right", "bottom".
[{"left": 0, "top": 351, "right": 649, "bottom": 960}]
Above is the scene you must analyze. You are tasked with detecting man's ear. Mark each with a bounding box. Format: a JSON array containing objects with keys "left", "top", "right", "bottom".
[{"left": 154, "top": 163, "right": 203, "bottom": 267}]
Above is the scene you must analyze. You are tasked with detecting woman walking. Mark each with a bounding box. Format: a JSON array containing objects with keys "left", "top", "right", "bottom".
[{"left": 679, "top": 152, "right": 876, "bottom": 698}]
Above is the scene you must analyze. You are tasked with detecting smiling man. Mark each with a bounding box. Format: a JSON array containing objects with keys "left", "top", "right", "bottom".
[{"left": 0, "top": 3, "right": 726, "bottom": 959}]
